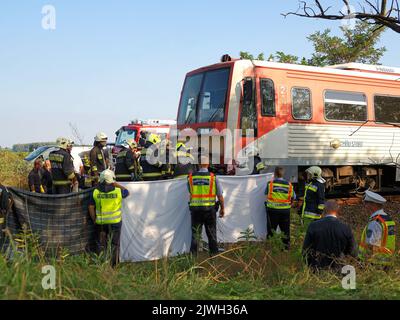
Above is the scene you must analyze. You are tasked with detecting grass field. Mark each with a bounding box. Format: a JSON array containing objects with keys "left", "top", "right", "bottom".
[{"left": 1, "top": 150, "right": 400, "bottom": 300}]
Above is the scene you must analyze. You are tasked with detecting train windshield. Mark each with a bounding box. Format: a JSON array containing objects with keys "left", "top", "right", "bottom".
[
  {"left": 178, "top": 68, "right": 230, "bottom": 125},
  {"left": 116, "top": 128, "right": 137, "bottom": 146}
]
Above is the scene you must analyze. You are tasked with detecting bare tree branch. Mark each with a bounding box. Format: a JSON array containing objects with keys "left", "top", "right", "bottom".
[{"left": 283, "top": 0, "right": 400, "bottom": 33}]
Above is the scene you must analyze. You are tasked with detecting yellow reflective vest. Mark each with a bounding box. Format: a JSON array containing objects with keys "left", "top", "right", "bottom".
[
  {"left": 93, "top": 188, "right": 123, "bottom": 225},
  {"left": 266, "top": 179, "right": 293, "bottom": 210},
  {"left": 188, "top": 172, "right": 217, "bottom": 208},
  {"left": 359, "top": 213, "right": 396, "bottom": 266}
]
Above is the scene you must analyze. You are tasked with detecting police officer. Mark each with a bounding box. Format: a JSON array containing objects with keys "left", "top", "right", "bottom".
[
  {"left": 88, "top": 169, "right": 130, "bottom": 266},
  {"left": 49, "top": 137, "right": 76, "bottom": 194},
  {"left": 90, "top": 132, "right": 109, "bottom": 186},
  {"left": 115, "top": 139, "right": 142, "bottom": 182},
  {"left": 140, "top": 134, "right": 164, "bottom": 181},
  {"left": 265, "top": 166, "right": 296, "bottom": 249},
  {"left": 188, "top": 155, "right": 225, "bottom": 256},
  {"left": 359, "top": 190, "right": 396, "bottom": 267},
  {"left": 300, "top": 166, "right": 326, "bottom": 229},
  {"left": 172, "top": 140, "right": 196, "bottom": 179}
]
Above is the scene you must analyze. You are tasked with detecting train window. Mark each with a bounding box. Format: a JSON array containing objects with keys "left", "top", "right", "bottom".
[
  {"left": 324, "top": 91, "right": 367, "bottom": 122},
  {"left": 292, "top": 88, "right": 312, "bottom": 120},
  {"left": 260, "top": 79, "right": 275, "bottom": 116},
  {"left": 374, "top": 95, "right": 400, "bottom": 123}
]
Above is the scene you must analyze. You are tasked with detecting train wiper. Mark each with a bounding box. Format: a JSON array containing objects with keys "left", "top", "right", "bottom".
[{"left": 349, "top": 120, "right": 371, "bottom": 137}]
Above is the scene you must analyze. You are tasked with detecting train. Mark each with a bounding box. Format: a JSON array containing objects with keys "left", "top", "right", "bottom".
[{"left": 176, "top": 55, "right": 400, "bottom": 194}]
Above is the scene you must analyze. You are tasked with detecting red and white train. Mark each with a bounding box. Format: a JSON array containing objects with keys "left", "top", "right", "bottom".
[{"left": 176, "top": 55, "right": 400, "bottom": 192}]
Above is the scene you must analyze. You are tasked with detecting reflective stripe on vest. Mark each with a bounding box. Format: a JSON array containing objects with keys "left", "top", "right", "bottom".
[
  {"left": 266, "top": 180, "right": 293, "bottom": 210},
  {"left": 189, "top": 173, "right": 217, "bottom": 207},
  {"left": 359, "top": 214, "right": 396, "bottom": 265},
  {"left": 93, "top": 188, "right": 122, "bottom": 225}
]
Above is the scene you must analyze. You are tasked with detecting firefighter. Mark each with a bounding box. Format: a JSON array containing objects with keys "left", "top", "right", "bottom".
[
  {"left": 188, "top": 155, "right": 225, "bottom": 256},
  {"left": 140, "top": 133, "right": 164, "bottom": 181},
  {"left": 172, "top": 140, "right": 196, "bottom": 179},
  {"left": 300, "top": 166, "right": 326, "bottom": 229},
  {"left": 90, "top": 132, "right": 110, "bottom": 186},
  {"left": 265, "top": 166, "right": 296, "bottom": 250},
  {"left": 359, "top": 190, "right": 396, "bottom": 267},
  {"left": 49, "top": 137, "right": 76, "bottom": 194},
  {"left": 115, "top": 139, "right": 142, "bottom": 182},
  {"left": 88, "top": 169, "right": 130, "bottom": 266}
]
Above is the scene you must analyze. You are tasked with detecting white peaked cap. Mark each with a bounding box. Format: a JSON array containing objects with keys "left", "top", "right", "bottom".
[{"left": 364, "top": 190, "right": 387, "bottom": 204}]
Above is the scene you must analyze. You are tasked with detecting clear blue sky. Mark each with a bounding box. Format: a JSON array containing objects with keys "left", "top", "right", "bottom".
[{"left": 0, "top": 0, "right": 399, "bottom": 147}]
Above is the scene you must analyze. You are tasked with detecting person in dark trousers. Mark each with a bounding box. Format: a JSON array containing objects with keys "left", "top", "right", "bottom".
[
  {"left": 302, "top": 200, "right": 357, "bottom": 271},
  {"left": 49, "top": 137, "right": 76, "bottom": 194},
  {"left": 88, "top": 169, "right": 130, "bottom": 267},
  {"left": 188, "top": 155, "right": 225, "bottom": 256},
  {"left": 265, "top": 166, "right": 296, "bottom": 250},
  {"left": 28, "top": 159, "right": 47, "bottom": 193},
  {"left": 300, "top": 166, "right": 326, "bottom": 230},
  {"left": 115, "top": 139, "right": 142, "bottom": 182},
  {"left": 90, "top": 132, "right": 109, "bottom": 186}
]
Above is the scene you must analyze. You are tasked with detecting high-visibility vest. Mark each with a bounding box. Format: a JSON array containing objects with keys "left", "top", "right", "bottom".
[
  {"left": 266, "top": 179, "right": 293, "bottom": 210},
  {"left": 188, "top": 172, "right": 217, "bottom": 208},
  {"left": 359, "top": 214, "right": 396, "bottom": 266},
  {"left": 93, "top": 188, "right": 123, "bottom": 225},
  {"left": 302, "top": 181, "right": 325, "bottom": 220}
]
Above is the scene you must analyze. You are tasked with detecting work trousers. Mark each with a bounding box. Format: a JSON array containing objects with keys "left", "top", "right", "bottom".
[
  {"left": 95, "top": 222, "right": 122, "bottom": 267},
  {"left": 190, "top": 208, "right": 218, "bottom": 256},
  {"left": 266, "top": 208, "right": 291, "bottom": 250}
]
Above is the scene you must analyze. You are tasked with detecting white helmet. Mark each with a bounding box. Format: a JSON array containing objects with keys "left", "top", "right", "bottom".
[
  {"left": 56, "top": 137, "right": 70, "bottom": 150},
  {"left": 94, "top": 132, "right": 108, "bottom": 143},
  {"left": 99, "top": 169, "right": 116, "bottom": 184},
  {"left": 306, "top": 166, "right": 322, "bottom": 178}
]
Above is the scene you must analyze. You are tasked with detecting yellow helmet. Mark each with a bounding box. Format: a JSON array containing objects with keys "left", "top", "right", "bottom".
[{"left": 147, "top": 133, "right": 161, "bottom": 145}]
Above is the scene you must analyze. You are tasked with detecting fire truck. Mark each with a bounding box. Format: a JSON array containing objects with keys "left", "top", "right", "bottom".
[
  {"left": 112, "top": 119, "right": 176, "bottom": 157},
  {"left": 176, "top": 55, "right": 400, "bottom": 193}
]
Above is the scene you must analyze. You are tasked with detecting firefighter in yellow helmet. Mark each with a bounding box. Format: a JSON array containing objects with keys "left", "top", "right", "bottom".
[
  {"left": 88, "top": 169, "right": 130, "bottom": 266},
  {"left": 300, "top": 166, "right": 326, "bottom": 230},
  {"left": 49, "top": 137, "right": 76, "bottom": 194},
  {"left": 359, "top": 190, "right": 396, "bottom": 267},
  {"left": 172, "top": 139, "right": 196, "bottom": 179},
  {"left": 139, "top": 133, "right": 164, "bottom": 181},
  {"left": 115, "top": 139, "right": 142, "bottom": 181},
  {"left": 90, "top": 132, "right": 110, "bottom": 186}
]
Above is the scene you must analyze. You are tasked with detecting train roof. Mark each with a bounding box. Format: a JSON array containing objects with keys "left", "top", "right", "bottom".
[{"left": 244, "top": 60, "right": 400, "bottom": 82}]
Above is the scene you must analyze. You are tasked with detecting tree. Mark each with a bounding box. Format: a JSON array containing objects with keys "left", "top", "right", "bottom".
[
  {"left": 307, "top": 21, "right": 386, "bottom": 66},
  {"left": 284, "top": 0, "right": 400, "bottom": 33},
  {"left": 240, "top": 20, "right": 386, "bottom": 66}
]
